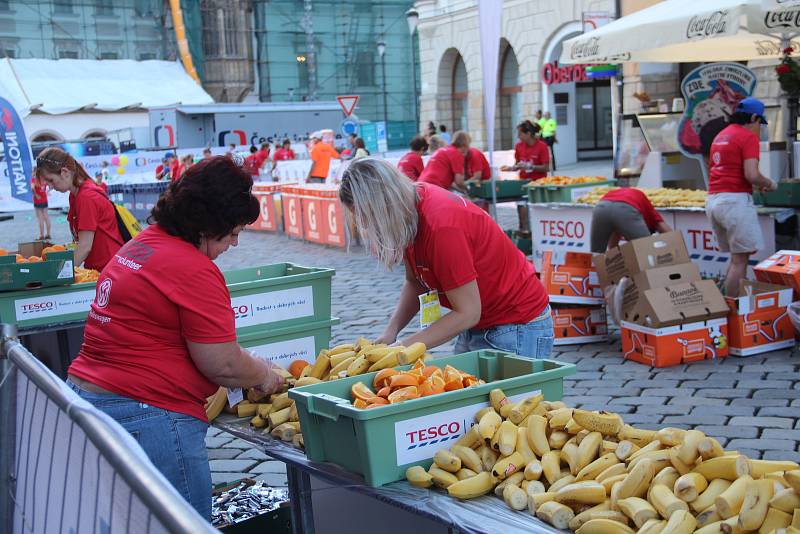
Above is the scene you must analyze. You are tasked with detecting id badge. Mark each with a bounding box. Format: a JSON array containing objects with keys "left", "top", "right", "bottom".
[{"left": 419, "top": 290, "right": 442, "bottom": 328}]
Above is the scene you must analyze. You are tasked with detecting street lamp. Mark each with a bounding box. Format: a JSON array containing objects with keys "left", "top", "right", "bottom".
[
  {"left": 377, "top": 40, "right": 388, "bottom": 128},
  {"left": 405, "top": 9, "right": 420, "bottom": 131}
]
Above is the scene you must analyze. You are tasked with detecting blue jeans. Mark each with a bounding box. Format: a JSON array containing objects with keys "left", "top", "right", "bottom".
[
  {"left": 454, "top": 305, "right": 555, "bottom": 359},
  {"left": 67, "top": 380, "right": 212, "bottom": 520}
]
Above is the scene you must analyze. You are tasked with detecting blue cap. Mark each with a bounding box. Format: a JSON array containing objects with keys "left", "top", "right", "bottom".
[
  {"left": 735, "top": 97, "right": 768, "bottom": 124},
  {"left": 164, "top": 152, "right": 175, "bottom": 159}
]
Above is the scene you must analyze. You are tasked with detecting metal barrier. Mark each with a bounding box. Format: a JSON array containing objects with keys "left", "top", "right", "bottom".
[{"left": 0, "top": 324, "right": 216, "bottom": 534}]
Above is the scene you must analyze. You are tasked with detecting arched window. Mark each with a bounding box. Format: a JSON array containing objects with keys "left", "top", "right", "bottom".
[
  {"left": 498, "top": 42, "right": 521, "bottom": 150},
  {"left": 452, "top": 54, "right": 468, "bottom": 132}
]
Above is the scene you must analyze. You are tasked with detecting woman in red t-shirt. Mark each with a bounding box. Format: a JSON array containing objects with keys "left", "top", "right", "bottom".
[
  {"left": 590, "top": 188, "right": 672, "bottom": 253},
  {"left": 31, "top": 175, "right": 51, "bottom": 240},
  {"left": 397, "top": 135, "right": 428, "bottom": 181},
  {"left": 340, "top": 159, "right": 553, "bottom": 358},
  {"left": 35, "top": 147, "right": 124, "bottom": 271},
  {"left": 502, "top": 120, "right": 550, "bottom": 181},
  {"left": 273, "top": 139, "right": 296, "bottom": 161},
  {"left": 66, "top": 157, "right": 284, "bottom": 519}
]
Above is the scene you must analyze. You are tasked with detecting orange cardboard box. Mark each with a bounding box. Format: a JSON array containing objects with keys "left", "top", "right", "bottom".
[
  {"left": 552, "top": 305, "right": 608, "bottom": 345},
  {"left": 540, "top": 251, "right": 603, "bottom": 304},
  {"left": 620, "top": 318, "right": 729, "bottom": 368},
  {"left": 726, "top": 280, "right": 795, "bottom": 357},
  {"left": 754, "top": 250, "right": 800, "bottom": 299}
]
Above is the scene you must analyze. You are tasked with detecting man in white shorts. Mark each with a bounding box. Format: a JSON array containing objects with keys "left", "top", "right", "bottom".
[{"left": 706, "top": 97, "right": 777, "bottom": 296}]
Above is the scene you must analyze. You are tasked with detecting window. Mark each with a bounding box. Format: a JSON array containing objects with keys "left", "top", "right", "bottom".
[
  {"left": 356, "top": 51, "right": 375, "bottom": 87},
  {"left": 96, "top": 0, "right": 113, "bottom": 16},
  {"left": 138, "top": 51, "right": 157, "bottom": 60},
  {"left": 99, "top": 51, "right": 118, "bottom": 59},
  {"left": 297, "top": 55, "right": 309, "bottom": 91},
  {"left": 223, "top": 12, "right": 239, "bottom": 56},
  {"left": 201, "top": 8, "right": 221, "bottom": 57},
  {"left": 58, "top": 49, "right": 79, "bottom": 59},
  {"left": 53, "top": 0, "right": 73, "bottom": 15}
]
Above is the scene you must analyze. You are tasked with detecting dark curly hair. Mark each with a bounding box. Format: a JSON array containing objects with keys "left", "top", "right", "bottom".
[{"left": 149, "top": 156, "right": 258, "bottom": 246}]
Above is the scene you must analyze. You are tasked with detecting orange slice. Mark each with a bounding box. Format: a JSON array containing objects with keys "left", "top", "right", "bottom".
[
  {"left": 387, "top": 386, "right": 420, "bottom": 404},
  {"left": 373, "top": 369, "right": 398, "bottom": 389},
  {"left": 353, "top": 398, "right": 369, "bottom": 409},
  {"left": 351, "top": 381, "right": 377, "bottom": 402},
  {"left": 376, "top": 386, "right": 391, "bottom": 398},
  {"left": 388, "top": 374, "right": 418, "bottom": 389}
]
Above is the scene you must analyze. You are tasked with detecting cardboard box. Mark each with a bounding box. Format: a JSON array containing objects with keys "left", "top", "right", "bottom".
[
  {"left": 552, "top": 305, "right": 608, "bottom": 345},
  {"left": 623, "top": 279, "right": 729, "bottom": 328},
  {"left": 620, "top": 318, "right": 729, "bottom": 367},
  {"left": 619, "top": 263, "right": 703, "bottom": 322},
  {"left": 754, "top": 250, "right": 800, "bottom": 299},
  {"left": 594, "top": 231, "right": 689, "bottom": 287},
  {"left": 726, "top": 280, "right": 795, "bottom": 357},
  {"left": 540, "top": 251, "right": 603, "bottom": 304}
]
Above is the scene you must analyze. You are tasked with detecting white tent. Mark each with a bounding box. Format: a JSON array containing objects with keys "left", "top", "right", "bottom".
[
  {"left": 0, "top": 58, "right": 213, "bottom": 116},
  {"left": 559, "top": 0, "right": 800, "bottom": 65}
]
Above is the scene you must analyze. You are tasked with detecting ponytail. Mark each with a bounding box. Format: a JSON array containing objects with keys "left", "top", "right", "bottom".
[
  {"left": 517, "top": 120, "right": 541, "bottom": 136},
  {"left": 35, "top": 147, "right": 92, "bottom": 188}
]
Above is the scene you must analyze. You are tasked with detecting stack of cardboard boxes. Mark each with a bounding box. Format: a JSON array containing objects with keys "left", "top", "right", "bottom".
[{"left": 539, "top": 251, "right": 608, "bottom": 345}]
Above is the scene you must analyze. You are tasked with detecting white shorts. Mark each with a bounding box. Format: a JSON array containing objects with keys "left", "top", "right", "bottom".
[{"left": 705, "top": 193, "right": 763, "bottom": 254}]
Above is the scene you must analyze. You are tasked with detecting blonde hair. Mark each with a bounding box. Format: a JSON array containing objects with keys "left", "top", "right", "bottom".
[
  {"left": 428, "top": 135, "right": 447, "bottom": 153},
  {"left": 452, "top": 130, "right": 471, "bottom": 148},
  {"left": 339, "top": 158, "right": 418, "bottom": 268}
]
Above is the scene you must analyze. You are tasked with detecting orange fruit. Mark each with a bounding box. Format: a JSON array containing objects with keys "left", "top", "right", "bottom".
[
  {"left": 288, "top": 359, "right": 310, "bottom": 379},
  {"left": 387, "top": 386, "right": 420, "bottom": 404},
  {"left": 351, "top": 381, "right": 377, "bottom": 403},
  {"left": 372, "top": 369, "right": 398, "bottom": 389},
  {"left": 422, "top": 365, "right": 440, "bottom": 378},
  {"left": 429, "top": 375, "right": 446, "bottom": 394},
  {"left": 444, "top": 378, "right": 464, "bottom": 392},
  {"left": 376, "top": 386, "right": 391, "bottom": 398},
  {"left": 463, "top": 377, "right": 480, "bottom": 388},
  {"left": 389, "top": 374, "right": 418, "bottom": 389},
  {"left": 411, "top": 360, "right": 425, "bottom": 371},
  {"left": 366, "top": 397, "right": 389, "bottom": 406},
  {"left": 27, "top": 255, "right": 42, "bottom": 262},
  {"left": 15, "top": 255, "right": 27, "bottom": 263},
  {"left": 353, "top": 398, "right": 369, "bottom": 409},
  {"left": 0, "top": 248, "right": 7, "bottom": 256},
  {"left": 50, "top": 244, "right": 66, "bottom": 251},
  {"left": 418, "top": 379, "right": 435, "bottom": 397}
]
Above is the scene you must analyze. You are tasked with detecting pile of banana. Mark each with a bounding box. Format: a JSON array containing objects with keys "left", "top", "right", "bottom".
[
  {"left": 575, "top": 187, "right": 708, "bottom": 208},
  {"left": 406, "top": 391, "right": 800, "bottom": 534},
  {"left": 534, "top": 176, "right": 607, "bottom": 186}
]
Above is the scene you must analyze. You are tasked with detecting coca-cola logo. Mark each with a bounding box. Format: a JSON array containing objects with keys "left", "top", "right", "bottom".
[
  {"left": 686, "top": 10, "right": 728, "bottom": 39},
  {"left": 570, "top": 37, "right": 600, "bottom": 59},
  {"left": 764, "top": 9, "right": 800, "bottom": 29}
]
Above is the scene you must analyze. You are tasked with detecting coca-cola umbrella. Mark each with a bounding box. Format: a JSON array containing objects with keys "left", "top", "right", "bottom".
[{"left": 558, "top": 0, "right": 800, "bottom": 64}]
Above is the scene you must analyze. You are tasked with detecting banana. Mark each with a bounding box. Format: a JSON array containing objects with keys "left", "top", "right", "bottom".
[
  {"left": 294, "top": 376, "right": 322, "bottom": 387},
  {"left": 571, "top": 410, "right": 624, "bottom": 436},
  {"left": 693, "top": 520, "right": 727, "bottom": 534},
  {"left": 769, "top": 487, "right": 800, "bottom": 514},
  {"left": 691, "top": 478, "right": 733, "bottom": 513},
  {"left": 571, "top": 511, "right": 630, "bottom": 531},
  {"left": 693, "top": 454, "right": 752, "bottom": 481},
  {"left": 524, "top": 480, "right": 546, "bottom": 496},
  {"left": 346, "top": 354, "right": 370, "bottom": 376},
  {"left": 456, "top": 468, "right": 478, "bottom": 480},
  {"left": 759, "top": 507, "right": 792, "bottom": 534},
  {"left": 674, "top": 472, "right": 708, "bottom": 502},
  {"left": 454, "top": 426, "right": 482, "bottom": 449},
  {"left": 478, "top": 410, "right": 502, "bottom": 444},
  {"left": 629, "top": 449, "right": 672, "bottom": 474},
  {"left": 549, "top": 474, "right": 577, "bottom": 493},
  {"left": 428, "top": 465, "right": 459, "bottom": 489},
  {"left": 602, "top": 440, "right": 619, "bottom": 455},
  {"left": 328, "top": 343, "right": 355, "bottom": 356},
  {"left": 256, "top": 403, "right": 272, "bottom": 419},
  {"left": 750, "top": 460, "right": 800, "bottom": 479},
  {"left": 548, "top": 431, "right": 571, "bottom": 450},
  {"left": 489, "top": 388, "right": 510, "bottom": 412},
  {"left": 363, "top": 346, "right": 398, "bottom": 363},
  {"left": 268, "top": 406, "right": 291, "bottom": 426},
  {"left": 528, "top": 491, "right": 557, "bottom": 513},
  {"left": 547, "top": 408, "right": 574, "bottom": 430},
  {"left": 535, "top": 501, "right": 575, "bottom": 530},
  {"left": 543, "top": 400, "right": 567, "bottom": 411},
  {"left": 698, "top": 437, "right": 725, "bottom": 460},
  {"left": 652, "top": 467, "right": 680, "bottom": 494},
  {"left": 328, "top": 350, "right": 356, "bottom": 368},
  {"left": 433, "top": 449, "right": 461, "bottom": 473},
  {"left": 524, "top": 459, "right": 543, "bottom": 481},
  {"left": 617, "top": 458, "right": 655, "bottom": 500},
  {"left": 307, "top": 353, "right": 330, "bottom": 379},
  {"left": 250, "top": 414, "right": 267, "bottom": 428},
  {"left": 637, "top": 518, "right": 667, "bottom": 534},
  {"left": 496, "top": 420, "right": 518, "bottom": 456},
  {"left": 492, "top": 451, "right": 525, "bottom": 480},
  {"left": 602, "top": 474, "right": 628, "bottom": 494},
  {"left": 715, "top": 475, "right": 753, "bottom": 518},
  {"left": 541, "top": 451, "right": 561, "bottom": 484},
  {"left": 695, "top": 505, "right": 721, "bottom": 527},
  {"left": 575, "top": 518, "right": 635, "bottom": 534},
  {"left": 650, "top": 484, "right": 689, "bottom": 519},
  {"left": 785, "top": 469, "right": 800, "bottom": 493},
  {"left": 554, "top": 481, "right": 607, "bottom": 505},
  {"left": 794, "top": 508, "right": 800, "bottom": 528},
  {"left": 452, "top": 445, "right": 483, "bottom": 473},
  {"left": 738, "top": 478, "right": 775, "bottom": 531},
  {"left": 660, "top": 509, "right": 696, "bottom": 534},
  {"left": 406, "top": 465, "right": 433, "bottom": 488},
  {"left": 509, "top": 393, "right": 543, "bottom": 424},
  {"left": 668, "top": 447, "right": 694, "bottom": 476},
  {"left": 446, "top": 471, "right": 495, "bottom": 499},
  {"left": 474, "top": 406, "right": 496, "bottom": 422},
  {"left": 494, "top": 472, "right": 525, "bottom": 497},
  {"left": 367, "top": 351, "right": 399, "bottom": 372},
  {"left": 615, "top": 440, "right": 640, "bottom": 462},
  {"left": 562, "top": 442, "right": 582, "bottom": 476},
  {"left": 204, "top": 387, "right": 227, "bottom": 422},
  {"left": 565, "top": 419, "right": 584, "bottom": 435},
  {"left": 629, "top": 441, "right": 663, "bottom": 462},
  {"left": 397, "top": 342, "right": 426, "bottom": 365},
  {"left": 477, "top": 444, "right": 498, "bottom": 472},
  {"left": 526, "top": 415, "right": 550, "bottom": 456},
  {"left": 576, "top": 431, "right": 603, "bottom": 473},
  {"left": 516, "top": 427, "right": 536, "bottom": 464},
  {"left": 503, "top": 484, "right": 528, "bottom": 510},
  {"left": 617, "top": 425, "right": 656, "bottom": 447},
  {"left": 655, "top": 427, "right": 687, "bottom": 448},
  {"left": 577, "top": 453, "right": 620, "bottom": 482},
  {"left": 327, "top": 355, "right": 355, "bottom": 377},
  {"left": 675, "top": 429, "right": 705, "bottom": 465},
  {"left": 617, "top": 497, "right": 658, "bottom": 528},
  {"left": 596, "top": 462, "right": 627, "bottom": 483}
]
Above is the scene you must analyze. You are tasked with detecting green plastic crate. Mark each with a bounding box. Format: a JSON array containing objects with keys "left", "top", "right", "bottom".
[
  {"left": 527, "top": 179, "right": 617, "bottom": 204},
  {"left": 289, "top": 351, "right": 575, "bottom": 487},
  {"left": 753, "top": 181, "right": 800, "bottom": 207},
  {"left": 225, "top": 263, "right": 334, "bottom": 336},
  {"left": 467, "top": 179, "right": 530, "bottom": 200},
  {"left": 237, "top": 317, "right": 340, "bottom": 369},
  {"left": 0, "top": 281, "right": 98, "bottom": 330},
  {"left": 0, "top": 249, "right": 75, "bottom": 291}
]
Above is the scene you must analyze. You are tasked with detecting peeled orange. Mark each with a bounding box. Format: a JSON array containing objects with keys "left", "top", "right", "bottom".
[{"left": 351, "top": 381, "right": 377, "bottom": 403}]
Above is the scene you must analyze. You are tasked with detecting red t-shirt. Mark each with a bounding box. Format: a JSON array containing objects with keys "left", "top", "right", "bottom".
[
  {"left": 245, "top": 154, "right": 259, "bottom": 176},
  {"left": 405, "top": 183, "right": 549, "bottom": 329},
  {"left": 254, "top": 148, "right": 270, "bottom": 169},
  {"left": 709, "top": 124, "right": 760, "bottom": 194},
  {"left": 32, "top": 179, "right": 48, "bottom": 205},
  {"left": 467, "top": 148, "right": 491, "bottom": 180},
  {"left": 97, "top": 182, "right": 108, "bottom": 195},
  {"left": 398, "top": 151, "right": 424, "bottom": 181},
  {"left": 67, "top": 180, "right": 124, "bottom": 271},
  {"left": 600, "top": 188, "right": 664, "bottom": 231},
  {"left": 69, "top": 225, "right": 236, "bottom": 421},
  {"left": 273, "top": 148, "right": 295, "bottom": 161},
  {"left": 514, "top": 140, "right": 550, "bottom": 180},
  {"left": 169, "top": 160, "right": 181, "bottom": 181},
  {"left": 419, "top": 146, "right": 465, "bottom": 189}
]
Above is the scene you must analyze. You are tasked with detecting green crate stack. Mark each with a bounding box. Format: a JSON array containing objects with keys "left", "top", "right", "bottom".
[
  {"left": 753, "top": 181, "right": 800, "bottom": 207},
  {"left": 0, "top": 249, "right": 75, "bottom": 292},
  {"left": 467, "top": 179, "right": 530, "bottom": 200},
  {"left": 527, "top": 179, "right": 617, "bottom": 204}
]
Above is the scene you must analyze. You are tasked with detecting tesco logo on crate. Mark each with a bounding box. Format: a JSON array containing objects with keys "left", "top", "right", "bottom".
[
  {"left": 539, "top": 219, "right": 586, "bottom": 239},
  {"left": 20, "top": 300, "right": 56, "bottom": 314},
  {"left": 232, "top": 304, "right": 251, "bottom": 320},
  {"left": 393, "top": 391, "right": 535, "bottom": 465}
]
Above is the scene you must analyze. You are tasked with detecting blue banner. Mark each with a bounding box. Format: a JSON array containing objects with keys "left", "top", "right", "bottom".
[{"left": 0, "top": 97, "right": 33, "bottom": 204}]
